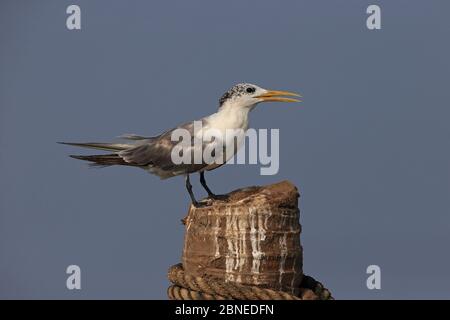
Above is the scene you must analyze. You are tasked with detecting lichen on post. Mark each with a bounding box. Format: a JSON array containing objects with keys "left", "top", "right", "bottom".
[{"left": 182, "top": 180, "right": 303, "bottom": 295}]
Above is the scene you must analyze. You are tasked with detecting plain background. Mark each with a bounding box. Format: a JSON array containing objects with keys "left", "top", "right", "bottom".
[{"left": 1, "top": 0, "right": 449, "bottom": 299}]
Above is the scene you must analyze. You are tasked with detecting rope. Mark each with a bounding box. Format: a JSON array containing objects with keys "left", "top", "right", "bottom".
[{"left": 167, "top": 263, "right": 333, "bottom": 300}]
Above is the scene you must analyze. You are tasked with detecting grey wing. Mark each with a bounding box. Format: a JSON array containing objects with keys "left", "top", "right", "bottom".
[{"left": 118, "top": 121, "right": 210, "bottom": 177}]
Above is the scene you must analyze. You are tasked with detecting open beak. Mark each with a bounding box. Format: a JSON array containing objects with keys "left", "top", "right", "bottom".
[{"left": 256, "top": 90, "right": 301, "bottom": 103}]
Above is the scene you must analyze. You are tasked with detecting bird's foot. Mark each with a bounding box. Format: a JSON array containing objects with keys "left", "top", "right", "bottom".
[
  {"left": 207, "top": 193, "right": 229, "bottom": 201},
  {"left": 191, "top": 201, "right": 209, "bottom": 208},
  {"left": 189, "top": 195, "right": 229, "bottom": 209}
]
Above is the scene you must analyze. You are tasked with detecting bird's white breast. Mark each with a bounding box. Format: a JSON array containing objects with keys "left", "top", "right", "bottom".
[
  {"left": 199, "top": 106, "right": 251, "bottom": 165},
  {"left": 207, "top": 106, "right": 250, "bottom": 132}
]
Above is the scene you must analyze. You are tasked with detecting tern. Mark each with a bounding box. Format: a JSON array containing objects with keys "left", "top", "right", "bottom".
[{"left": 60, "top": 83, "right": 301, "bottom": 207}]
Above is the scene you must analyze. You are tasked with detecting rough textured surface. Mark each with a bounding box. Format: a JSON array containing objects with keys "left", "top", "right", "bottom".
[{"left": 182, "top": 181, "right": 303, "bottom": 295}]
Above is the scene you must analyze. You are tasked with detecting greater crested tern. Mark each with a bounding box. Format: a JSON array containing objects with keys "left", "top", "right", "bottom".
[{"left": 60, "top": 83, "right": 301, "bottom": 207}]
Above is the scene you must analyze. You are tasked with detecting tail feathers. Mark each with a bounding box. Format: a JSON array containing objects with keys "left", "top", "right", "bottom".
[
  {"left": 69, "top": 154, "right": 134, "bottom": 167},
  {"left": 118, "top": 134, "right": 153, "bottom": 141},
  {"left": 58, "top": 141, "right": 131, "bottom": 152}
]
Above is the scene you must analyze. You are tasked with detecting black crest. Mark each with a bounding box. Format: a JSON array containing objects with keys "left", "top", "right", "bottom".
[{"left": 219, "top": 83, "right": 254, "bottom": 106}]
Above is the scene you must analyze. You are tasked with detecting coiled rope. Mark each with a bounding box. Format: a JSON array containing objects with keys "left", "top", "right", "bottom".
[{"left": 167, "top": 264, "right": 333, "bottom": 300}]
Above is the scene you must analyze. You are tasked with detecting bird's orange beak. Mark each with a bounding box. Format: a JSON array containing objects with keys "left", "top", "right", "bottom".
[{"left": 255, "top": 90, "right": 301, "bottom": 103}]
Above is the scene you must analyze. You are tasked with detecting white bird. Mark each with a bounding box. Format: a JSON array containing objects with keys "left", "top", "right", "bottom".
[{"left": 60, "top": 83, "right": 301, "bottom": 206}]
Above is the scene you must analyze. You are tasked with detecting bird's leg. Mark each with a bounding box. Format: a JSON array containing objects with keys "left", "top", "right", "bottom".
[
  {"left": 185, "top": 174, "right": 200, "bottom": 207},
  {"left": 199, "top": 171, "right": 228, "bottom": 201},
  {"left": 199, "top": 171, "right": 215, "bottom": 197}
]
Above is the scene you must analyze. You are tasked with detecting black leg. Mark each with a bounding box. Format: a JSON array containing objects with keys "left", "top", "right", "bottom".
[
  {"left": 199, "top": 171, "right": 216, "bottom": 198},
  {"left": 199, "top": 172, "right": 228, "bottom": 201},
  {"left": 185, "top": 174, "right": 199, "bottom": 207}
]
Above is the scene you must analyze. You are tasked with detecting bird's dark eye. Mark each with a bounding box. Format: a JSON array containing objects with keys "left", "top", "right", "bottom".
[{"left": 246, "top": 87, "right": 255, "bottom": 93}]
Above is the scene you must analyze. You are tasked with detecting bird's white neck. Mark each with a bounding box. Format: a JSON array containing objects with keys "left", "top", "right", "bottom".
[{"left": 208, "top": 103, "right": 255, "bottom": 132}]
